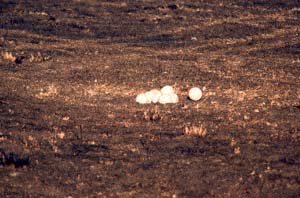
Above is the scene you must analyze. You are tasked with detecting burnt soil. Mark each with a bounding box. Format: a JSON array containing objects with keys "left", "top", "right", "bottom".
[{"left": 0, "top": 0, "right": 300, "bottom": 197}]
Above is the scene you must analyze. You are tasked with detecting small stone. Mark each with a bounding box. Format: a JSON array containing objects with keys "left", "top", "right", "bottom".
[
  {"left": 167, "top": 4, "right": 178, "bottom": 10},
  {"left": 62, "top": 116, "right": 69, "bottom": 121},
  {"left": 57, "top": 132, "right": 65, "bottom": 139}
]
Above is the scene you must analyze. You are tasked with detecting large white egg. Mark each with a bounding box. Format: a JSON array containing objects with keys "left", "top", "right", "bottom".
[
  {"left": 159, "top": 94, "right": 172, "bottom": 104},
  {"left": 136, "top": 93, "right": 150, "bottom": 104},
  {"left": 188, "top": 87, "right": 202, "bottom": 101},
  {"left": 149, "top": 89, "right": 161, "bottom": 103},
  {"left": 170, "top": 93, "right": 179, "bottom": 103},
  {"left": 158, "top": 93, "right": 179, "bottom": 104},
  {"left": 145, "top": 91, "right": 154, "bottom": 102},
  {"left": 160, "top": 85, "right": 174, "bottom": 95}
]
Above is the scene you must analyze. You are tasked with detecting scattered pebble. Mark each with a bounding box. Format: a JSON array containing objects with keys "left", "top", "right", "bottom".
[
  {"left": 56, "top": 132, "right": 65, "bottom": 139},
  {"left": 62, "top": 116, "right": 69, "bottom": 121},
  {"left": 9, "top": 172, "right": 19, "bottom": 177},
  {"left": 244, "top": 115, "right": 250, "bottom": 120}
]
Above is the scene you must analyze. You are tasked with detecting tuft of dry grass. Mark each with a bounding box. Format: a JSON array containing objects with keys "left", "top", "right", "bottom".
[
  {"left": 184, "top": 124, "right": 207, "bottom": 137},
  {"left": 35, "top": 84, "right": 59, "bottom": 99},
  {"left": 143, "top": 106, "right": 162, "bottom": 122},
  {"left": 2, "top": 51, "right": 16, "bottom": 62},
  {"left": 234, "top": 147, "right": 241, "bottom": 155}
]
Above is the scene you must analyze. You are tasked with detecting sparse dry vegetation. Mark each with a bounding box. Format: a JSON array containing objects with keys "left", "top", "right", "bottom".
[
  {"left": 184, "top": 124, "right": 207, "bottom": 137},
  {"left": 143, "top": 106, "right": 162, "bottom": 122},
  {"left": 2, "top": 51, "right": 16, "bottom": 62}
]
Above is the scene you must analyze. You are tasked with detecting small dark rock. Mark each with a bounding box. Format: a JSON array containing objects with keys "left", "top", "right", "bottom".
[
  {"left": 6, "top": 153, "right": 30, "bottom": 168},
  {"left": 167, "top": 4, "right": 178, "bottom": 10},
  {"left": 100, "top": 145, "right": 109, "bottom": 150},
  {"left": 49, "top": 16, "right": 56, "bottom": 21},
  {"left": 0, "top": 149, "right": 30, "bottom": 168},
  {"left": 280, "top": 153, "right": 300, "bottom": 165},
  {"left": 15, "top": 56, "right": 25, "bottom": 64},
  {"left": 30, "top": 39, "right": 40, "bottom": 44}
]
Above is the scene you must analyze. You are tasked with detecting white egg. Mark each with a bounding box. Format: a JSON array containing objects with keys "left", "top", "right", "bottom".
[
  {"left": 149, "top": 89, "right": 161, "bottom": 103},
  {"left": 170, "top": 93, "right": 179, "bottom": 103},
  {"left": 159, "top": 94, "right": 172, "bottom": 104},
  {"left": 136, "top": 93, "right": 150, "bottom": 104},
  {"left": 188, "top": 87, "right": 202, "bottom": 101},
  {"left": 161, "top": 85, "right": 174, "bottom": 95},
  {"left": 158, "top": 93, "right": 178, "bottom": 104},
  {"left": 145, "top": 91, "right": 154, "bottom": 101}
]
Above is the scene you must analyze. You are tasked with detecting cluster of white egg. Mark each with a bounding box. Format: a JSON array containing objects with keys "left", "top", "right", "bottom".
[
  {"left": 136, "top": 85, "right": 203, "bottom": 104},
  {"left": 136, "top": 85, "right": 179, "bottom": 104}
]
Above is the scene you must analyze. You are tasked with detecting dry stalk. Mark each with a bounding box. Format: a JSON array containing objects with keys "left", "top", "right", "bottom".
[
  {"left": 2, "top": 51, "right": 16, "bottom": 62},
  {"left": 143, "top": 106, "right": 162, "bottom": 122},
  {"left": 184, "top": 124, "right": 207, "bottom": 137}
]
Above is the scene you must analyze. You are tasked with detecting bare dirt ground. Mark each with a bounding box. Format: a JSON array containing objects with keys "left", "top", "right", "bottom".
[{"left": 0, "top": 0, "right": 300, "bottom": 197}]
